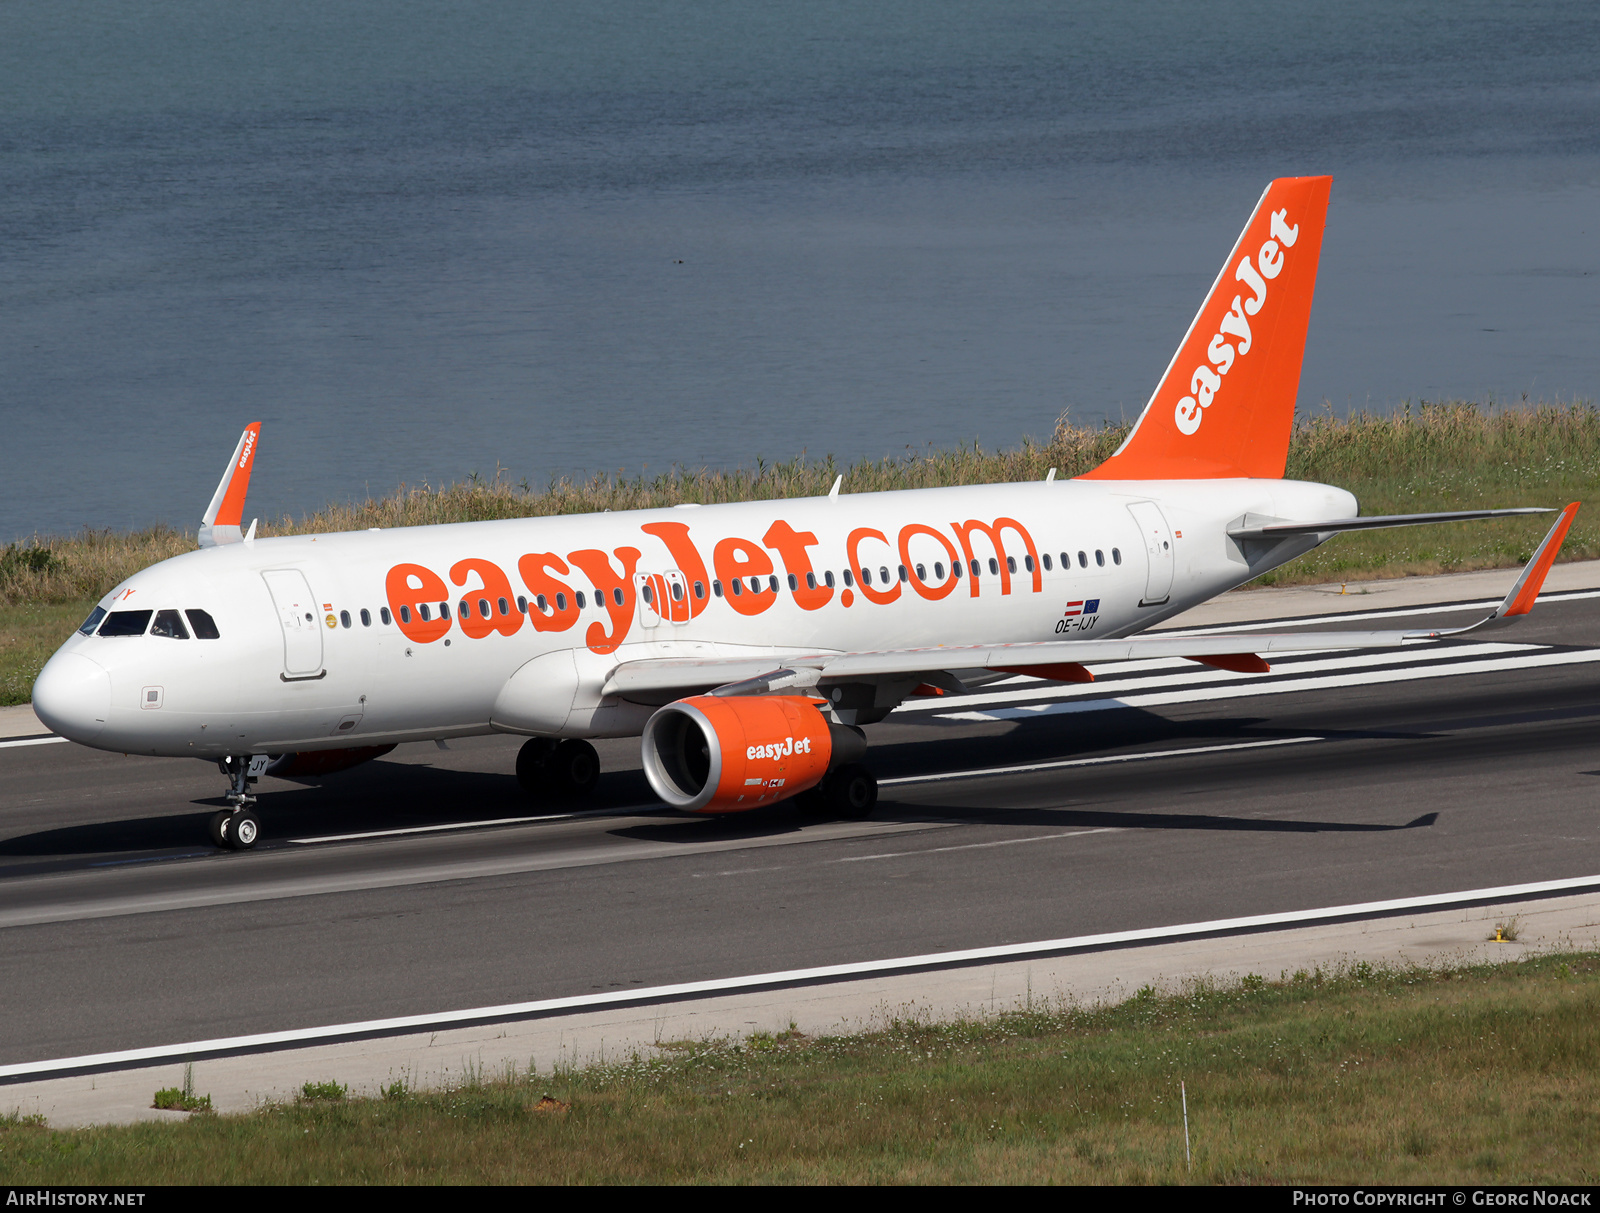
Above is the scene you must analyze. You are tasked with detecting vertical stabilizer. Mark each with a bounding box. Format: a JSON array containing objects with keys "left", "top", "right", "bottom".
[
  {"left": 199, "top": 422, "right": 261, "bottom": 548},
  {"left": 1080, "top": 176, "right": 1331, "bottom": 480}
]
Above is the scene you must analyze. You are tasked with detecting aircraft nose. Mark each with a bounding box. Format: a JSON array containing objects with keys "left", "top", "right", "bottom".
[{"left": 32, "top": 651, "right": 111, "bottom": 745}]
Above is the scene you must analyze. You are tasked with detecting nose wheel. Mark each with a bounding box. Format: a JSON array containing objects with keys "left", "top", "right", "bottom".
[
  {"left": 212, "top": 755, "right": 266, "bottom": 850},
  {"left": 208, "top": 808, "right": 261, "bottom": 850}
]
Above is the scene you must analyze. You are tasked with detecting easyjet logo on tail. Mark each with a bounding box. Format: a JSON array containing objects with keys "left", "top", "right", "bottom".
[
  {"left": 1174, "top": 208, "right": 1299, "bottom": 437},
  {"left": 1078, "top": 175, "right": 1331, "bottom": 483}
]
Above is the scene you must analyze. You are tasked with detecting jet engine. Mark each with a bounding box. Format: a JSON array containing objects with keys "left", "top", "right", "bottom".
[{"left": 641, "top": 695, "right": 865, "bottom": 813}]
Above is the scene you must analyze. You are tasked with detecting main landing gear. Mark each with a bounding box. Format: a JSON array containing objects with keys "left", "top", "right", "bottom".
[
  {"left": 211, "top": 755, "right": 264, "bottom": 851},
  {"left": 796, "top": 763, "right": 879, "bottom": 820},
  {"left": 517, "top": 738, "right": 601, "bottom": 804}
]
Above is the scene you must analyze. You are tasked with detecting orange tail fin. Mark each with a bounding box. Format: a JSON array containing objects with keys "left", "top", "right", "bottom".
[{"left": 1080, "top": 176, "right": 1332, "bottom": 481}]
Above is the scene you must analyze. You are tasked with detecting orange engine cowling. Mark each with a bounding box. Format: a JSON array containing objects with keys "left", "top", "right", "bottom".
[{"left": 642, "top": 695, "right": 860, "bottom": 813}]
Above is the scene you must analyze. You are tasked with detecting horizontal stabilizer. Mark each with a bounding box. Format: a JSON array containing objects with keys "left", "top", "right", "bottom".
[{"left": 1228, "top": 507, "right": 1550, "bottom": 541}]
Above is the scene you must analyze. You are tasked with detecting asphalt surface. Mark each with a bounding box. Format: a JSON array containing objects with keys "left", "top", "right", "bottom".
[{"left": 4, "top": 595, "right": 1600, "bottom": 1066}]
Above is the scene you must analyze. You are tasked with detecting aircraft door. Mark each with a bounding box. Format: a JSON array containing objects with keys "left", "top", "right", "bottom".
[
  {"left": 663, "top": 570, "right": 690, "bottom": 623},
  {"left": 1126, "top": 501, "right": 1175, "bottom": 605},
  {"left": 633, "top": 572, "right": 664, "bottom": 627},
  {"left": 262, "top": 569, "right": 325, "bottom": 678}
]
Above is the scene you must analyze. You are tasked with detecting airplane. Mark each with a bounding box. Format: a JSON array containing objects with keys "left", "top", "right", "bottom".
[{"left": 31, "top": 175, "right": 1579, "bottom": 851}]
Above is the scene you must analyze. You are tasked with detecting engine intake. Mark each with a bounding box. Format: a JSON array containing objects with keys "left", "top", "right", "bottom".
[{"left": 641, "top": 695, "right": 863, "bottom": 813}]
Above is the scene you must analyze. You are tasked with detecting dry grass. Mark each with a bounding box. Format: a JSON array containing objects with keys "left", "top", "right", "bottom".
[{"left": 2, "top": 953, "right": 1596, "bottom": 1184}]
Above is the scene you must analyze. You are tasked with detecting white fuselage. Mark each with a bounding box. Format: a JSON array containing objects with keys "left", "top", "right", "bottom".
[{"left": 33, "top": 476, "right": 1355, "bottom": 759}]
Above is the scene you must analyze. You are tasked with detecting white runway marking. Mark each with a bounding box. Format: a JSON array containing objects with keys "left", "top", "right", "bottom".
[
  {"left": 836, "top": 826, "right": 1120, "bottom": 863},
  {"left": 880, "top": 735, "right": 1326, "bottom": 785},
  {"left": 0, "top": 735, "right": 67, "bottom": 749},
  {"left": 6, "top": 871, "right": 1597, "bottom": 1082}
]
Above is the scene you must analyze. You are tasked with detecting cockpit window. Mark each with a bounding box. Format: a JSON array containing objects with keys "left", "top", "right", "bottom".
[
  {"left": 78, "top": 606, "right": 107, "bottom": 636},
  {"left": 186, "top": 609, "right": 220, "bottom": 639},
  {"left": 98, "top": 610, "right": 152, "bottom": 637},
  {"left": 151, "top": 609, "right": 190, "bottom": 639}
]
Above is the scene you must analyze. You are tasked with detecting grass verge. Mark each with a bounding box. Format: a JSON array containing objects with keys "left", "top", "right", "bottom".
[
  {"left": 2, "top": 953, "right": 1596, "bottom": 1184},
  {"left": 4, "top": 400, "right": 1597, "bottom": 705}
]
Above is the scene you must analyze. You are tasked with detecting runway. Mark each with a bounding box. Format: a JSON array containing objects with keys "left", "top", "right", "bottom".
[{"left": 5, "top": 571, "right": 1600, "bottom": 1074}]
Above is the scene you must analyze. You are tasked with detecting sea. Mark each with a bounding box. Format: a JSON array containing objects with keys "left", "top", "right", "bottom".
[{"left": 2, "top": 1, "right": 1598, "bottom": 541}]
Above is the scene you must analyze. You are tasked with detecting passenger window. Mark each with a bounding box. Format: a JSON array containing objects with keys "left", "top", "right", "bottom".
[
  {"left": 641, "top": 583, "right": 653, "bottom": 604},
  {"left": 1008, "top": 556, "right": 1018, "bottom": 574},
  {"left": 933, "top": 563, "right": 943, "bottom": 579},
  {"left": 1095, "top": 550, "right": 1105, "bottom": 567},
  {"left": 1042, "top": 554, "right": 1052, "bottom": 571},
  {"left": 360, "top": 609, "right": 371, "bottom": 627},
  {"left": 439, "top": 602, "right": 451, "bottom": 619},
  {"left": 340, "top": 610, "right": 351, "bottom": 628},
  {"left": 574, "top": 592, "right": 586, "bottom": 609},
  {"left": 671, "top": 581, "right": 684, "bottom": 601},
  {"left": 897, "top": 565, "right": 908, "bottom": 583},
  {"left": 768, "top": 575, "right": 779, "bottom": 593},
  {"left": 381, "top": 607, "right": 393, "bottom": 625},
  {"left": 731, "top": 579, "right": 743, "bottom": 597},
  {"left": 187, "top": 609, "right": 220, "bottom": 639},
  {"left": 1112, "top": 548, "right": 1122, "bottom": 565},
  {"left": 554, "top": 593, "right": 566, "bottom": 612},
  {"left": 78, "top": 606, "right": 107, "bottom": 636},
  {"left": 787, "top": 574, "right": 798, "bottom": 592},
  {"left": 1023, "top": 555, "right": 1033, "bottom": 573},
  {"left": 418, "top": 604, "right": 431, "bottom": 622},
  {"left": 713, "top": 580, "right": 723, "bottom": 597},
  {"left": 478, "top": 598, "right": 491, "bottom": 618},
  {"left": 952, "top": 561, "right": 962, "bottom": 578},
  {"left": 971, "top": 560, "right": 981, "bottom": 576},
  {"left": 879, "top": 567, "right": 889, "bottom": 584},
  {"left": 1078, "top": 551, "right": 1088, "bottom": 568},
  {"left": 914, "top": 564, "right": 924, "bottom": 581},
  {"left": 458, "top": 600, "right": 470, "bottom": 619},
  {"left": 98, "top": 610, "right": 152, "bottom": 637},
  {"left": 694, "top": 581, "right": 705, "bottom": 599},
  {"left": 536, "top": 594, "right": 549, "bottom": 611},
  {"left": 612, "top": 587, "right": 624, "bottom": 606},
  {"left": 843, "top": 569, "right": 854, "bottom": 587},
  {"left": 151, "top": 609, "right": 189, "bottom": 639},
  {"left": 805, "top": 572, "right": 816, "bottom": 590},
  {"left": 824, "top": 570, "right": 835, "bottom": 588}
]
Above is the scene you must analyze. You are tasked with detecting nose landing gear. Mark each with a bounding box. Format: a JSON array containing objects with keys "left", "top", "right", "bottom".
[{"left": 212, "top": 755, "right": 267, "bottom": 850}]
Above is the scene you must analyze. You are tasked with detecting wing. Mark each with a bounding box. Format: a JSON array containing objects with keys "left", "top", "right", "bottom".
[{"left": 602, "top": 502, "right": 1580, "bottom": 703}]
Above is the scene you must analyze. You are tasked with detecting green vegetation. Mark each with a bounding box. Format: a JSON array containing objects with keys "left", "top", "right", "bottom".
[
  {"left": 152, "top": 1066, "right": 212, "bottom": 1114},
  {"left": 299, "top": 1080, "right": 349, "bottom": 1103},
  {"left": 3, "top": 401, "right": 1597, "bottom": 705},
  {"left": 1, "top": 953, "right": 1596, "bottom": 1184}
]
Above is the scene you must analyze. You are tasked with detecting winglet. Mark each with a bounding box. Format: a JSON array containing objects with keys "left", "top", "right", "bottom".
[
  {"left": 1498, "top": 502, "right": 1580, "bottom": 618},
  {"left": 199, "top": 423, "right": 261, "bottom": 548},
  {"left": 1431, "top": 502, "right": 1580, "bottom": 636}
]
